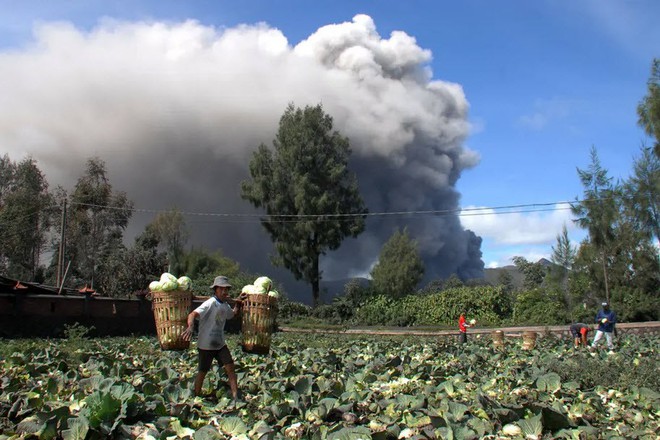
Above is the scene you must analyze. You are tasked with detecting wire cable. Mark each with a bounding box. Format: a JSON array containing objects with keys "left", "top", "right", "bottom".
[{"left": 68, "top": 198, "right": 592, "bottom": 222}]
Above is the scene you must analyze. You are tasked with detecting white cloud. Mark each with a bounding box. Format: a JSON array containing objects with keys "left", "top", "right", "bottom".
[
  {"left": 516, "top": 97, "right": 580, "bottom": 131},
  {"left": 460, "top": 204, "right": 577, "bottom": 246}
]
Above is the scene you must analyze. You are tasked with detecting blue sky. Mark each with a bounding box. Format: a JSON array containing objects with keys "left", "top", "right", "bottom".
[{"left": 1, "top": 0, "right": 658, "bottom": 271}]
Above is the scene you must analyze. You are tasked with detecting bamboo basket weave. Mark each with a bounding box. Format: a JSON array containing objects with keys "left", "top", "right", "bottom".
[
  {"left": 241, "top": 294, "right": 278, "bottom": 354},
  {"left": 522, "top": 331, "right": 537, "bottom": 350},
  {"left": 491, "top": 330, "right": 505, "bottom": 349},
  {"left": 152, "top": 290, "right": 192, "bottom": 350}
]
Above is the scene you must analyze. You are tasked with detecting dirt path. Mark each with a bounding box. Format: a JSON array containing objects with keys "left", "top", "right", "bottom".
[{"left": 280, "top": 321, "right": 660, "bottom": 338}]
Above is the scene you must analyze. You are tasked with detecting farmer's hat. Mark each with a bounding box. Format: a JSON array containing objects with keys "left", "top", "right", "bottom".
[{"left": 210, "top": 276, "right": 232, "bottom": 289}]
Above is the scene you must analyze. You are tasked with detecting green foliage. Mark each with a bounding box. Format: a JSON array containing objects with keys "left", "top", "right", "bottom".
[
  {"left": 56, "top": 157, "right": 133, "bottom": 292},
  {"left": 512, "top": 256, "right": 547, "bottom": 290},
  {"left": 277, "top": 299, "right": 312, "bottom": 322},
  {"left": 180, "top": 247, "right": 239, "bottom": 279},
  {"left": 571, "top": 147, "right": 618, "bottom": 302},
  {"left": 622, "top": 146, "right": 660, "bottom": 243},
  {"left": 512, "top": 289, "right": 568, "bottom": 325},
  {"left": 1, "top": 333, "right": 659, "bottom": 438},
  {"left": 610, "top": 286, "right": 659, "bottom": 322},
  {"left": 0, "top": 156, "right": 55, "bottom": 281},
  {"left": 355, "top": 285, "right": 513, "bottom": 326},
  {"left": 442, "top": 274, "right": 464, "bottom": 290},
  {"left": 353, "top": 294, "right": 398, "bottom": 325},
  {"left": 62, "top": 323, "right": 96, "bottom": 364},
  {"left": 548, "top": 342, "right": 659, "bottom": 390},
  {"left": 497, "top": 270, "right": 514, "bottom": 294},
  {"left": 63, "top": 322, "right": 94, "bottom": 340},
  {"left": 148, "top": 209, "right": 189, "bottom": 273},
  {"left": 370, "top": 228, "right": 424, "bottom": 299},
  {"left": 637, "top": 58, "right": 660, "bottom": 157},
  {"left": 241, "top": 103, "right": 367, "bottom": 306}
]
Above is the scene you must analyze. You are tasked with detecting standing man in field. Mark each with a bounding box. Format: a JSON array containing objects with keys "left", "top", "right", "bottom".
[
  {"left": 182, "top": 275, "right": 243, "bottom": 400},
  {"left": 591, "top": 302, "right": 617, "bottom": 351},
  {"left": 569, "top": 322, "right": 591, "bottom": 348},
  {"left": 458, "top": 312, "right": 475, "bottom": 344}
]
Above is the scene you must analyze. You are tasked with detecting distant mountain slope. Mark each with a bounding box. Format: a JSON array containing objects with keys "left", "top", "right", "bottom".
[
  {"left": 483, "top": 265, "right": 524, "bottom": 289},
  {"left": 485, "top": 258, "right": 559, "bottom": 290}
]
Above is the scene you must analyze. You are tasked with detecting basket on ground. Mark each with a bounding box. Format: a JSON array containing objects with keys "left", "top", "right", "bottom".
[
  {"left": 152, "top": 289, "right": 192, "bottom": 350},
  {"left": 241, "top": 293, "right": 278, "bottom": 354},
  {"left": 491, "top": 330, "right": 505, "bottom": 348},
  {"left": 522, "top": 331, "right": 537, "bottom": 350}
]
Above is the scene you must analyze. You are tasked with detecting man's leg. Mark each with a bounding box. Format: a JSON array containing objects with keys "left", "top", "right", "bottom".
[
  {"left": 218, "top": 345, "right": 239, "bottom": 399},
  {"left": 605, "top": 332, "right": 614, "bottom": 350},
  {"left": 459, "top": 332, "right": 467, "bottom": 344},
  {"left": 224, "top": 363, "right": 239, "bottom": 399},
  {"left": 591, "top": 330, "right": 603, "bottom": 348},
  {"left": 195, "top": 350, "right": 213, "bottom": 396},
  {"left": 194, "top": 371, "right": 207, "bottom": 396}
]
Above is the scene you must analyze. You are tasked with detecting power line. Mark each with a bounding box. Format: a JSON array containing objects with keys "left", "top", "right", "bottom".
[{"left": 69, "top": 198, "right": 589, "bottom": 222}]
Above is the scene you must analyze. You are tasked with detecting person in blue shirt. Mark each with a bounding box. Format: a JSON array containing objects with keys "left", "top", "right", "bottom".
[{"left": 591, "top": 302, "right": 616, "bottom": 350}]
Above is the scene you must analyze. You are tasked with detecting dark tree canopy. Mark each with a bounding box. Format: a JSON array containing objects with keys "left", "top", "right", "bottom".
[
  {"left": 0, "top": 156, "right": 54, "bottom": 281},
  {"left": 58, "top": 157, "right": 134, "bottom": 290},
  {"left": 148, "top": 208, "right": 189, "bottom": 274},
  {"left": 241, "top": 104, "right": 367, "bottom": 306},
  {"left": 370, "top": 227, "right": 425, "bottom": 299}
]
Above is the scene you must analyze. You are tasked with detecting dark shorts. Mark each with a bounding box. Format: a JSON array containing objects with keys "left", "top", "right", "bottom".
[{"left": 198, "top": 346, "right": 234, "bottom": 372}]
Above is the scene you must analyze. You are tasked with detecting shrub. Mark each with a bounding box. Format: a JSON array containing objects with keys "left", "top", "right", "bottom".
[
  {"left": 355, "top": 286, "right": 513, "bottom": 327},
  {"left": 278, "top": 299, "right": 312, "bottom": 322},
  {"left": 512, "top": 289, "right": 568, "bottom": 325}
]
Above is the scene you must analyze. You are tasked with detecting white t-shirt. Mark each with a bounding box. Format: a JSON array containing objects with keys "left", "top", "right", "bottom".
[{"left": 194, "top": 297, "right": 234, "bottom": 350}]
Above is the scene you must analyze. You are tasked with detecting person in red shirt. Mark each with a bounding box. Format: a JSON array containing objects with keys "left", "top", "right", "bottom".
[
  {"left": 458, "top": 312, "right": 473, "bottom": 344},
  {"left": 569, "top": 323, "right": 591, "bottom": 348}
]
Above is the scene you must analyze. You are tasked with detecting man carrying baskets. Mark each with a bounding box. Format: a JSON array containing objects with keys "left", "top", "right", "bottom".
[{"left": 182, "top": 275, "right": 244, "bottom": 400}]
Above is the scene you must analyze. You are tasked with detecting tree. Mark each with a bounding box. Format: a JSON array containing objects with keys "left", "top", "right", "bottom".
[
  {"left": 370, "top": 228, "right": 425, "bottom": 299},
  {"left": 177, "top": 247, "right": 242, "bottom": 296},
  {"left": 241, "top": 104, "right": 367, "bottom": 306},
  {"left": 511, "top": 256, "right": 546, "bottom": 290},
  {"left": 571, "top": 147, "right": 618, "bottom": 303},
  {"left": 637, "top": 58, "right": 660, "bottom": 157},
  {"left": 550, "top": 224, "right": 577, "bottom": 312},
  {"left": 622, "top": 146, "right": 660, "bottom": 244},
  {"left": 497, "top": 269, "right": 514, "bottom": 294},
  {"left": 57, "top": 157, "right": 133, "bottom": 290},
  {"left": 0, "top": 157, "right": 55, "bottom": 281},
  {"left": 442, "top": 274, "right": 464, "bottom": 290},
  {"left": 148, "top": 209, "right": 189, "bottom": 273},
  {"left": 118, "top": 226, "right": 168, "bottom": 296}
]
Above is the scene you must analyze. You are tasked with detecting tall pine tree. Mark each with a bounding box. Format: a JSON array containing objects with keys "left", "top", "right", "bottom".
[{"left": 242, "top": 104, "right": 367, "bottom": 306}]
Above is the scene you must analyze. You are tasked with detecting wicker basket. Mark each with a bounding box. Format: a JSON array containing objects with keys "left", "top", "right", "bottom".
[
  {"left": 241, "top": 293, "right": 278, "bottom": 354},
  {"left": 152, "top": 289, "right": 192, "bottom": 350},
  {"left": 522, "top": 331, "right": 537, "bottom": 350},
  {"left": 491, "top": 330, "right": 505, "bottom": 349}
]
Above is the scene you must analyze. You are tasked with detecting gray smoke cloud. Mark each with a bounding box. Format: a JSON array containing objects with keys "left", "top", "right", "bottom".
[{"left": 0, "top": 15, "right": 483, "bottom": 300}]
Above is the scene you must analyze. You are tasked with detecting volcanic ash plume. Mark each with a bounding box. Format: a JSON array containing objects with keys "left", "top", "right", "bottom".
[{"left": 0, "top": 14, "right": 483, "bottom": 298}]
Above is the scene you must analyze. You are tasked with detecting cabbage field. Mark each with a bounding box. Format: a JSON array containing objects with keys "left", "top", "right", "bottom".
[{"left": 1, "top": 332, "right": 658, "bottom": 439}]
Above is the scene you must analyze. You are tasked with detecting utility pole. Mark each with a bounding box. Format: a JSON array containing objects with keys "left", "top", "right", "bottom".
[{"left": 56, "top": 199, "right": 67, "bottom": 290}]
